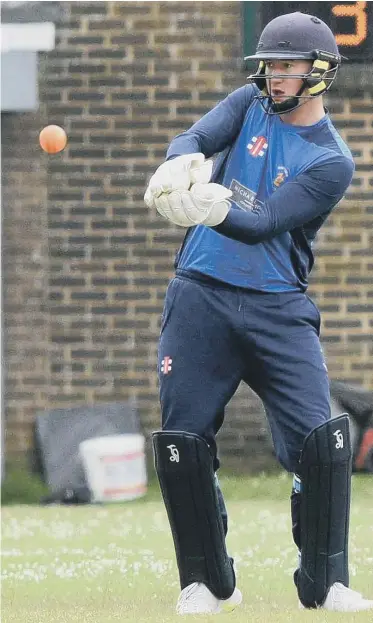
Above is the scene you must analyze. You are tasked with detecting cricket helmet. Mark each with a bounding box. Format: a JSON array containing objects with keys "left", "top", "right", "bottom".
[{"left": 245, "top": 12, "right": 342, "bottom": 114}]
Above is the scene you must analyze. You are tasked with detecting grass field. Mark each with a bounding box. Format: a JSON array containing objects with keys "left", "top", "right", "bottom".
[{"left": 2, "top": 473, "right": 373, "bottom": 622}]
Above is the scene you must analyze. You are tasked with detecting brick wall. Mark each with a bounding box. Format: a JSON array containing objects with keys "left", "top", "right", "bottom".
[
  {"left": 2, "top": 112, "right": 49, "bottom": 456},
  {"left": 312, "top": 93, "right": 373, "bottom": 384},
  {"left": 3, "top": 1, "right": 372, "bottom": 468}
]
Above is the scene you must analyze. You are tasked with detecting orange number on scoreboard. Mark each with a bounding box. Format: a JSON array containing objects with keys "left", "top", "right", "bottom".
[{"left": 332, "top": 1, "right": 368, "bottom": 46}]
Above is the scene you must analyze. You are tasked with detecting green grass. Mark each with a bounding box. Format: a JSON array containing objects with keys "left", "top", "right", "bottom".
[
  {"left": 1, "top": 468, "right": 49, "bottom": 505},
  {"left": 2, "top": 474, "right": 373, "bottom": 622}
]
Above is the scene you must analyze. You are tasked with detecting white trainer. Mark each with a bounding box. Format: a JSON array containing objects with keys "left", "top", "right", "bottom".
[
  {"left": 176, "top": 582, "right": 242, "bottom": 615},
  {"left": 299, "top": 582, "right": 373, "bottom": 612}
]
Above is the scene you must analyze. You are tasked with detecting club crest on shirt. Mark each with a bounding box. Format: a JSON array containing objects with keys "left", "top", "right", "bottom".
[{"left": 273, "top": 165, "right": 289, "bottom": 189}]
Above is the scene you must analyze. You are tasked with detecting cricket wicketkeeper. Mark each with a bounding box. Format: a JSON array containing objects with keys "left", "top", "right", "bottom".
[{"left": 145, "top": 11, "right": 373, "bottom": 615}]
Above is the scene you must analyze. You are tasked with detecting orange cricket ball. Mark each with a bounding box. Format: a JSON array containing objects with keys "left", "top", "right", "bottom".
[{"left": 39, "top": 124, "right": 67, "bottom": 154}]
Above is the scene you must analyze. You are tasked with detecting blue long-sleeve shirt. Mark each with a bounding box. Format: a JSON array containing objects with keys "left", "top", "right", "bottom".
[{"left": 166, "top": 84, "right": 354, "bottom": 292}]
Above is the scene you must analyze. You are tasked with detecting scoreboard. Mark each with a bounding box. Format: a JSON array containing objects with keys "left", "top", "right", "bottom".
[{"left": 243, "top": 2, "right": 373, "bottom": 63}]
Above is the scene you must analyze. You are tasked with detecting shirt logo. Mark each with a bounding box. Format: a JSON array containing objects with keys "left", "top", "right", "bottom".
[
  {"left": 161, "top": 356, "right": 172, "bottom": 374},
  {"left": 247, "top": 135, "right": 268, "bottom": 157},
  {"left": 229, "top": 179, "right": 263, "bottom": 213},
  {"left": 273, "top": 165, "right": 289, "bottom": 188}
]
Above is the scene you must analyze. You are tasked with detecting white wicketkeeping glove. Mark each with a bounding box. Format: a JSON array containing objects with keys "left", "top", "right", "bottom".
[
  {"left": 154, "top": 182, "right": 232, "bottom": 227},
  {"left": 144, "top": 153, "right": 213, "bottom": 209}
]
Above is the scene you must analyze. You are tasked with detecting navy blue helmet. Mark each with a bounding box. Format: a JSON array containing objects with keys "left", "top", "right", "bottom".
[{"left": 245, "top": 12, "right": 342, "bottom": 114}]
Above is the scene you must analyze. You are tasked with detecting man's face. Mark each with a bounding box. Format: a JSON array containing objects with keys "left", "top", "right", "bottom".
[{"left": 264, "top": 60, "right": 312, "bottom": 103}]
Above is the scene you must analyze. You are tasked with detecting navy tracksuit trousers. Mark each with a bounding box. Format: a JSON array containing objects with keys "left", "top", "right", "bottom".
[{"left": 158, "top": 272, "right": 331, "bottom": 476}]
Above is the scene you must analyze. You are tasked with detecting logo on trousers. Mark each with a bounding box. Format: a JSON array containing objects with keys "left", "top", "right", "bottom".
[
  {"left": 161, "top": 356, "right": 172, "bottom": 374},
  {"left": 333, "top": 429, "right": 344, "bottom": 449},
  {"left": 167, "top": 444, "right": 179, "bottom": 462}
]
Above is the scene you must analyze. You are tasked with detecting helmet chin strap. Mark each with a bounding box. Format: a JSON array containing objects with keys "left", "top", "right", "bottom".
[{"left": 256, "top": 81, "right": 311, "bottom": 115}]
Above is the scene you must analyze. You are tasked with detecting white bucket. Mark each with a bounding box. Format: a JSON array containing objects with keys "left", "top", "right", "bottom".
[{"left": 79, "top": 434, "right": 147, "bottom": 503}]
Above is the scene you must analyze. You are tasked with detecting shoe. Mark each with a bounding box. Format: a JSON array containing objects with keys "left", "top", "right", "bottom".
[
  {"left": 299, "top": 582, "right": 373, "bottom": 612},
  {"left": 176, "top": 582, "right": 242, "bottom": 615}
]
